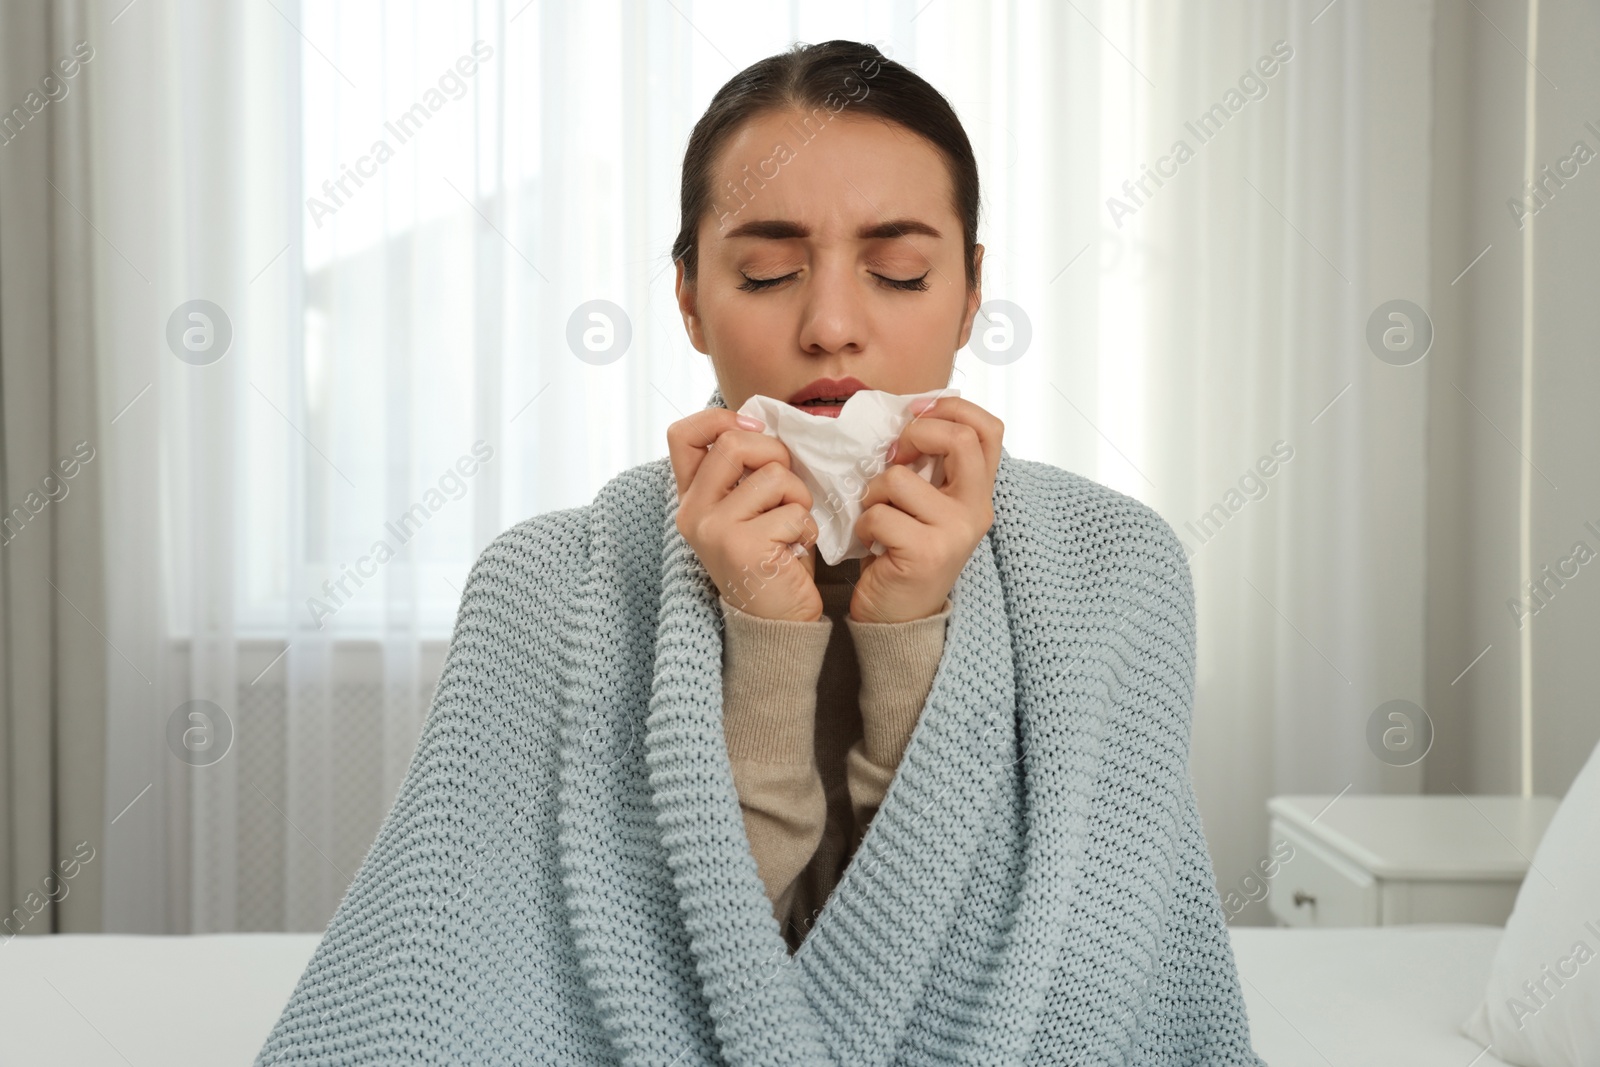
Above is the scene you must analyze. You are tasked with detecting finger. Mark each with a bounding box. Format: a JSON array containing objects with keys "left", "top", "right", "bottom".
[
  {"left": 889, "top": 396, "right": 1003, "bottom": 476},
  {"left": 665, "top": 410, "right": 771, "bottom": 497},
  {"left": 883, "top": 416, "right": 992, "bottom": 514},
  {"left": 853, "top": 500, "right": 928, "bottom": 563},
  {"left": 717, "top": 459, "right": 814, "bottom": 524},
  {"left": 857, "top": 462, "right": 961, "bottom": 527},
  {"left": 749, "top": 500, "right": 820, "bottom": 553},
  {"left": 677, "top": 427, "right": 792, "bottom": 511},
  {"left": 666, "top": 409, "right": 744, "bottom": 498},
  {"left": 719, "top": 503, "right": 818, "bottom": 607}
]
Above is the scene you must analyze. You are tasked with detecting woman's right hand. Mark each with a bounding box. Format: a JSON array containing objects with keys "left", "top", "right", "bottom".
[{"left": 667, "top": 409, "right": 823, "bottom": 623}]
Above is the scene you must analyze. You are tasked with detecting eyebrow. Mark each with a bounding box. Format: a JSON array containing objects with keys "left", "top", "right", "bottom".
[{"left": 721, "top": 217, "right": 944, "bottom": 242}]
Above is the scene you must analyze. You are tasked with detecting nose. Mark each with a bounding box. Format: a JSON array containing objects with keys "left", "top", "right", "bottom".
[{"left": 795, "top": 254, "right": 869, "bottom": 358}]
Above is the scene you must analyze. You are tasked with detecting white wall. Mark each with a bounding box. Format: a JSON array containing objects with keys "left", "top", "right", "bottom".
[{"left": 1428, "top": 0, "right": 1600, "bottom": 799}]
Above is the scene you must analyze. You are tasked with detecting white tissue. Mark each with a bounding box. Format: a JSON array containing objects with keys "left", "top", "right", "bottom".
[{"left": 735, "top": 387, "right": 958, "bottom": 565}]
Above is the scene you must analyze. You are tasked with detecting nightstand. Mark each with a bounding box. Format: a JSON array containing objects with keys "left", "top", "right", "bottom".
[{"left": 1266, "top": 794, "right": 1561, "bottom": 927}]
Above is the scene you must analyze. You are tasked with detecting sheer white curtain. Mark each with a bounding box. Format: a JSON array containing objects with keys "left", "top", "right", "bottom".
[
  {"left": 89, "top": 0, "right": 1430, "bottom": 933},
  {"left": 1123, "top": 0, "right": 1434, "bottom": 921}
]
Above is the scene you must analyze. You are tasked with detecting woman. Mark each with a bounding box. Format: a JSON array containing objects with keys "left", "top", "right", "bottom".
[
  {"left": 665, "top": 36, "right": 998, "bottom": 962},
  {"left": 257, "top": 40, "right": 1265, "bottom": 1066}
]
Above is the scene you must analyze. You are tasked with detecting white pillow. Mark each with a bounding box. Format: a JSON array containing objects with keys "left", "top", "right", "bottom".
[{"left": 1460, "top": 737, "right": 1600, "bottom": 1066}]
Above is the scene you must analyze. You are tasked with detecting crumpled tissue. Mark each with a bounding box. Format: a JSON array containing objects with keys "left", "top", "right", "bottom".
[{"left": 735, "top": 387, "right": 958, "bottom": 564}]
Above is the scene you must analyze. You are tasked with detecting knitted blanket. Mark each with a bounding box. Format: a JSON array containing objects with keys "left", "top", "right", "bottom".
[{"left": 255, "top": 394, "right": 1265, "bottom": 1066}]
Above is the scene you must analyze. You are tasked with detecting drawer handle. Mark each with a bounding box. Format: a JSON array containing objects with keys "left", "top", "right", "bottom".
[{"left": 1292, "top": 890, "right": 1317, "bottom": 908}]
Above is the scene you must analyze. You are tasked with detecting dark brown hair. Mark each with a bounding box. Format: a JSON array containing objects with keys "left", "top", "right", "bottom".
[{"left": 670, "top": 39, "right": 981, "bottom": 292}]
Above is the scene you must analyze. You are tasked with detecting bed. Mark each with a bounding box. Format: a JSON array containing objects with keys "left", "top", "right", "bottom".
[
  {"left": 0, "top": 924, "right": 1511, "bottom": 1065},
  {"left": 1229, "top": 923, "right": 1511, "bottom": 1066}
]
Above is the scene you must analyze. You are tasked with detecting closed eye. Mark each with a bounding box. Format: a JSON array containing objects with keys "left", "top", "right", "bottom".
[{"left": 737, "top": 270, "right": 930, "bottom": 293}]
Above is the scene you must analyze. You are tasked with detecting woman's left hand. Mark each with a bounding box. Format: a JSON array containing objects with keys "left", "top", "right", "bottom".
[{"left": 849, "top": 395, "right": 1004, "bottom": 624}]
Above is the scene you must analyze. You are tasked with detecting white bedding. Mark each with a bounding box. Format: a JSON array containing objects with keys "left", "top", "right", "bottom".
[
  {"left": 0, "top": 925, "right": 1512, "bottom": 1065},
  {"left": 1231, "top": 923, "right": 1512, "bottom": 1067},
  {"left": 0, "top": 932, "right": 320, "bottom": 1065}
]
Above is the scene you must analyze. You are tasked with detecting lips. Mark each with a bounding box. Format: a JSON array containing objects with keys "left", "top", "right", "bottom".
[{"left": 788, "top": 376, "right": 869, "bottom": 408}]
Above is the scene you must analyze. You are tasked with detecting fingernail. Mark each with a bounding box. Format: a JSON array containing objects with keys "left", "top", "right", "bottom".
[
  {"left": 790, "top": 542, "right": 806, "bottom": 557},
  {"left": 886, "top": 441, "right": 898, "bottom": 463},
  {"left": 909, "top": 397, "right": 936, "bottom": 413},
  {"left": 736, "top": 414, "right": 765, "bottom": 430}
]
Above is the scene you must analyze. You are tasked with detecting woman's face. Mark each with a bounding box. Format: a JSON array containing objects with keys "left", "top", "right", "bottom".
[{"left": 675, "top": 108, "right": 983, "bottom": 416}]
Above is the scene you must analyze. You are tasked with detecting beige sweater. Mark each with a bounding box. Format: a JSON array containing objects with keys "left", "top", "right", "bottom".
[{"left": 717, "top": 553, "right": 951, "bottom": 954}]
